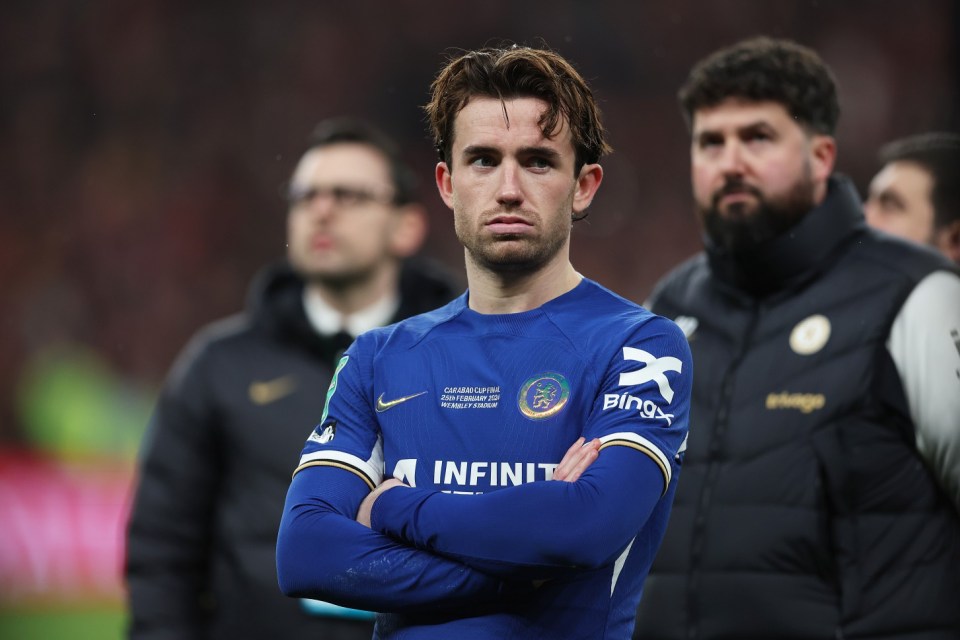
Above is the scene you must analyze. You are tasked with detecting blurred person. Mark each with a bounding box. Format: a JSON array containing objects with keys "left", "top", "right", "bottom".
[
  {"left": 864, "top": 132, "right": 960, "bottom": 263},
  {"left": 276, "top": 44, "right": 692, "bottom": 640},
  {"left": 124, "top": 117, "right": 460, "bottom": 640},
  {"left": 634, "top": 37, "right": 960, "bottom": 639}
]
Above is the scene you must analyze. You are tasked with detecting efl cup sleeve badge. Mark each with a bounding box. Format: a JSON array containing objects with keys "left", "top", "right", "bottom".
[
  {"left": 518, "top": 372, "right": 570, "bottom": 420},
  {"left": 308, "top": 420, "right": 337, "bottom": 444}
]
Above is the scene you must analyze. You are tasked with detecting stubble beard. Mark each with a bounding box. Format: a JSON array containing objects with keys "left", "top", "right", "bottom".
[
  {"left": 457, "top": 206, "right": 573, "bottom": 274},
  {"left": 698, "top": 167, "right": 818, "bottom": 254},
  {"left": 292, "top": 244, "right": 383, "bottom": 293}
]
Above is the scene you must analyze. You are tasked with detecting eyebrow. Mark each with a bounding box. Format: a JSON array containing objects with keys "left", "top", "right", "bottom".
[
  {"left": 518, "top": 146, "right": 562, "bottom": 160},
  {"left": 695, "top": 120, "right": 776, "bottom": 140},
  {"left": 460, "top": 144, "right": 563, "bottom": 160},
  {"left": 461, "top": 145, "right": 499, "bottom": 158}
]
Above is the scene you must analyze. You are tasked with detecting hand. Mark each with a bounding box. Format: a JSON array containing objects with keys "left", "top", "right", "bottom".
[
  {"left": 356, "top": 477, "right": 406, "bottom": 528},
  {"left": 552, "top": 436, "right": 601, "bottom": 482}
]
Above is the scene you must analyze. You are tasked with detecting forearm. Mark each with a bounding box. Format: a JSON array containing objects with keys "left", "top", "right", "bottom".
[
  {"left": 370, "top": 447, "right": 667, "bottom": 578},
  {"left": 277, "top": 467, "right": 526, "bottom": 613}
]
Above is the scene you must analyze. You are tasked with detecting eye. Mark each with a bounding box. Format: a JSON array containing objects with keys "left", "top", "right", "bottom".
[
  {"left": 470, "top": 155, "right": 496, "bottom": 168},
  {"left": 744, "top": 130, "right": 773, "bottom": 144},
  {"left": 286, "top": 185, "right": 318, "bottom": 206},
  {"left": 877, "top": 192, "right": 905, "bottom": 212},
  {"left": 331, "top": 186, "right": 372, "bottom": 207},
  {"left": 527, "top": 156, "right": 553, "bottom": 170},
  {"left": 697, "top": 134, "right": 724, "bottom": 150}
]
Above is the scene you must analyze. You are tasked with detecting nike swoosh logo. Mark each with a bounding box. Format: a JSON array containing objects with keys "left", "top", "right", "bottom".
[
  {"left": 249, "top": 375, "right": 298, "bottom": 405},
  {"left": 376, "top": 391, "right": 427, "bottom": 412}
]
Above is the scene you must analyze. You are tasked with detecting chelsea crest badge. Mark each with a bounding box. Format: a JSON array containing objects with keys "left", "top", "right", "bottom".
[{"left": 518, "top": 372, "right": 570, "bottom": 420}]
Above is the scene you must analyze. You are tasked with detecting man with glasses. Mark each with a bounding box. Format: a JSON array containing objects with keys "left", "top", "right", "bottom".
[{"left": 125, "top": 117, "right": 459, "bottom": 640}]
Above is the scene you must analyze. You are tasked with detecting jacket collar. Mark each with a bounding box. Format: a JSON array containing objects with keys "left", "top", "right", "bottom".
[
  {"left": 245, "top": 258, "right": 460, "bottom": 361},
  {"left": 706, "top": 175, "right": 867, "bottom": 298}
]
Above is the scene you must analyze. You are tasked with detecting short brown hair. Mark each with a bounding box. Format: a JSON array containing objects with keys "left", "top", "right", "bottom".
[
  {"left": 424, "top": 44, "right": 612, "bottom": 172},
  {"left": 679, "top": 36, "right": 840, "bottom": 135},
  {"left": 880, "top": 132, "right": 960, "bottom": 228},
  {"left": 304, "top": 117, "right": 417, "bottom": 205}
]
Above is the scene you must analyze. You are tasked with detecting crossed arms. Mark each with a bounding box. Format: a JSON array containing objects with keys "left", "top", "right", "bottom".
[
  {"left": 276, "top": 317, "right": 692, "bottom": 611},
  {"left": 276, "top": 438, "right": 671, "bottom": 612}
]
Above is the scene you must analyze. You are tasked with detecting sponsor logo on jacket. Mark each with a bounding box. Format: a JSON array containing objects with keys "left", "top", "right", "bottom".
[{"left": 765, "top": 392, "right": 826, "bottom": 414}]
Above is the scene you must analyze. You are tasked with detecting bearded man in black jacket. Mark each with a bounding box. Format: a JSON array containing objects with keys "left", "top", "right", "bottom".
[
  {"left": 125, "top": 118, "right": 460, "bottom": 640},
  {"left": 634, "top": 37, "right": 960, "bottom": 640}
]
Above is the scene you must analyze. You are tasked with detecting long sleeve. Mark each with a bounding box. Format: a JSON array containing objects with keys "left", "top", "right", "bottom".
[
  {"left": 370, "top": 315, "right": 692, "bottom": 579},
  {"left": 125, "top": 339, "right": 220, "bottom": 640},
  {"left": 887, "top": 270, "right": 960, "bottom": 511},
  {"left": 370, "top": 446, "right": 669, "bottom": 578},
  {"left": 276, "top": 465, "right": 528, "bottom": 613},
  {"left": 277, "top": 290, "right": 691, "bottom": 630},
  {"left": 275, "top": 344, "right": 530, "bottom": 613}
]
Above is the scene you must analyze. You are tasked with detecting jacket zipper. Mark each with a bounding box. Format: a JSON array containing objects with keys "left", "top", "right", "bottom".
[{"left": 685, "top": 302, "right": 760, "bottom": 639}]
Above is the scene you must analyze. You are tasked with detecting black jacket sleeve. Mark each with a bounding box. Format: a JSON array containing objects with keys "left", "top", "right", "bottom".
[{"left": 124, "top": 335, "right": 222, "bottom": 640}]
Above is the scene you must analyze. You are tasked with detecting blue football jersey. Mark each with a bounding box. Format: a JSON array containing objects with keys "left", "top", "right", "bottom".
[{"left": 277, "top": 278, "right": 691, "bottom": 639}]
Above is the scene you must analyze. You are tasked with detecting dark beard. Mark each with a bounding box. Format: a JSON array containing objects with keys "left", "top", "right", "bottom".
[{"left": 699, "top": 173, "right": 817, "bottom": 254}]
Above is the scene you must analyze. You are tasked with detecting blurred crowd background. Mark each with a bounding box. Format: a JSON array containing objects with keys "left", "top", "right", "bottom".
[{"left": 1, "top": 0, "right": 957, "bottom": 636}]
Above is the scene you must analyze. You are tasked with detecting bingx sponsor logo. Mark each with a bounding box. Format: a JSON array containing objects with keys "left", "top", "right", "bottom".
[{"left": 603, "top": 347, "right": 682, "bottom": 424}]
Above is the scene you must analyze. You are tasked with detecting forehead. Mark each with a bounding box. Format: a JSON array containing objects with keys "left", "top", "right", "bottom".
[
  {"left": 870, "top": 161, "right": 933, "bottom": 196},
  {"left": 292, "top": 142, "right": 392, "bottom": 187},
  {"left": 692, "top": 98, "right": 797, "bottom": 134},
  {"left": 451, "top": 96, "right": 572, "bottom": 152}
]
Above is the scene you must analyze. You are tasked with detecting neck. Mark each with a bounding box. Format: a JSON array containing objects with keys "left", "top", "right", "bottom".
[
  {"left": 465, "top": 252, "right": 581, "bottom": 314},
  {"left": 304, "top": 261, "right": 400, "bottom": 316}
]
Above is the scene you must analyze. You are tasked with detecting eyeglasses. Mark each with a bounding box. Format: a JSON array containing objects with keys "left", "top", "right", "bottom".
[{"left": 284, "top": 183, "right": 397, "bottom": 209}]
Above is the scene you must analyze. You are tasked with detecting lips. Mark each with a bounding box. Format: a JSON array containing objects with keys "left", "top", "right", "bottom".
[
  {"left": 719, "top": 191, "right": 755, "bottom": 204},
  {"left": 486, "top": 214, "right": 534, "bottom": 235},
  {"left": 310, "top": 234, "right": 335, "bottom": 250}
]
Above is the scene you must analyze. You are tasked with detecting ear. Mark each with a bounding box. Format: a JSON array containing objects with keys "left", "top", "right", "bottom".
[
  {"left": 934, "top": 219, "right": 960, "bottom": 265},
  {"left": 389, "top": 203, "right": 429, "bottom": 258},
  {"left": 572, "top": 163, "right": 604, "bottom": 216},
  {"left": 435, "top": 162, "right": 455, "bottom": 210},
  {"left": 809, "top": 134, "right": 837, "bottom": 183}
]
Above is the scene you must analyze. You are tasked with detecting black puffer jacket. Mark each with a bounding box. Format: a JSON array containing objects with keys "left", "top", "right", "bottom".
[
  {"left": 635, "top": 178, "right": 960, "bottom": 639},
  {"left": 126, "top": 258, "right": 460, "bottom": 640}
]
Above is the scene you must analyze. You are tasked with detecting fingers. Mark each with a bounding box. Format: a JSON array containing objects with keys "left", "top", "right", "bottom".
[
  {"left": 378, "top": 478, "right": 406, "bottom": 492},
  {"left": 554, "top": 437, "right": 586, "bottom": 481},
  {"left": 357, "top": 478, "right": 407, "bottom": 527},
  {"left": 563, "top": 438, "right": 600, "bottom": 482},
  {"left": 356, "top": 490, "right": 377, "bottom": 528},
  {"left": 553, "top": 437, "right": 585, "bottom": 481},
  {"left": 553, "top": 437, "right": 601, "bottom": 482}
]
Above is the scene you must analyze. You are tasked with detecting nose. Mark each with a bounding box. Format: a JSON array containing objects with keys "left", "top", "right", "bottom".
[
  {"left": 718, "top": 141, "right": 747, "bottom": 176},
  {"left": 300, "top": 190, "right": 338, "bottom": 222},
  {"left": 496, "top": 162, "right": 524, "bottom": 208}
]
